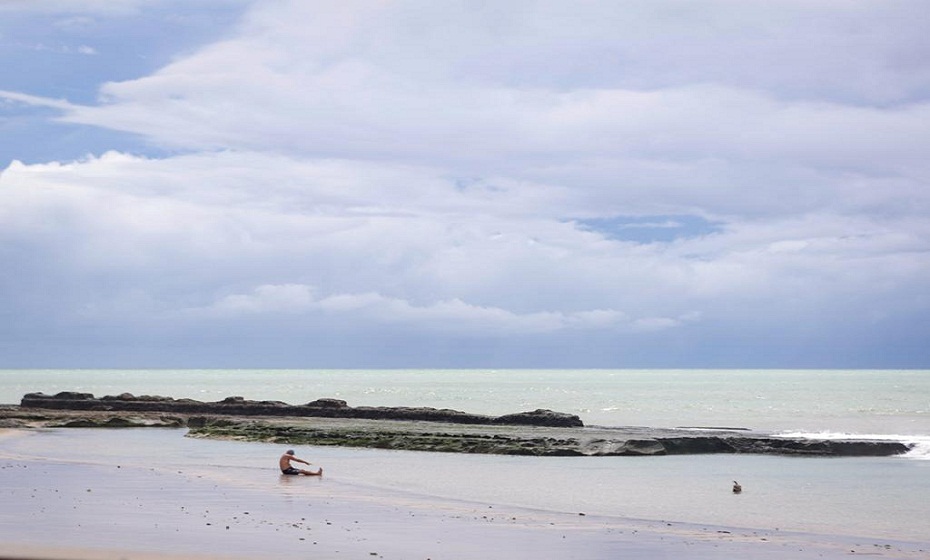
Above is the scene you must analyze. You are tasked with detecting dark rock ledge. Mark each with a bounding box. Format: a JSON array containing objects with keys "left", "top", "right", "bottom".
[
  {"left": 1, "top": 392, "right": 912, "bottom": 458},
  {"left": 18, "top": 391, "right": 583, "bottom": 427}
]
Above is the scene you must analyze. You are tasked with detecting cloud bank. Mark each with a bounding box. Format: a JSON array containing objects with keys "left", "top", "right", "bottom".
[{"left": 1, "top": 0, "right": 929, "bottom": 367}]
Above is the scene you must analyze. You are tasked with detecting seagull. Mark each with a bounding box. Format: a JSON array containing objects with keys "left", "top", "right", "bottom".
[{"left": 732, "top": 481, "right": 742, "bottom": 494}]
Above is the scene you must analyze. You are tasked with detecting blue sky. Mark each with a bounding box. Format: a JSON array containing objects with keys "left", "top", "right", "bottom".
[{"left": 1, "top": 1, "right": 929, "bottom": 368}]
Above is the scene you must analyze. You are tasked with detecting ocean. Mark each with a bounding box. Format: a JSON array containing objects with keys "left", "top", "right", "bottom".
[{"left": 1, "top": 369, "right": 929, "bottom": 543}]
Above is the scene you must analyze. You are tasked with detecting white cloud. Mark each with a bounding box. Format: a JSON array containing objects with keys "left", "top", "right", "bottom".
[
  {"left": 21, "top": 43, "right": 99, "bottom": 55},
  {"left": 197, "top": 283, "right": 645, "bottom": 335},
  {"left": 11, "top": 3, "right": 917, "bottom": 228},
  {"left": 213, "top": 284, "right": 316, "bottom": 314},
  {"left": 3, "top": 149, "right": 926, "bottom": 337},
  {"left": 2, "top": 0, "right": 929, "bottom": 366},
  {"left": 0, "top": 90, "right": 76, "bottom": 110}
]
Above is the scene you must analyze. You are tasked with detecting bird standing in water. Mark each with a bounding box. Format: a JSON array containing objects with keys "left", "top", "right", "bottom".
[{"left": 732, "top": 481, "right": 742, "bottom": 494}]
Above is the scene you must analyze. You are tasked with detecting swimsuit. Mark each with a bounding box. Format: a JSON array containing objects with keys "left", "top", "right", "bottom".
[{"left": 282, "top": 467, "right": 301, "bottom": 475}]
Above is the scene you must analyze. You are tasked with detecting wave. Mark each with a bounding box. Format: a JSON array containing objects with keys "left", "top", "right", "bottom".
[{"left": 774, "top": 431, "right": 930, "bottom": 460}]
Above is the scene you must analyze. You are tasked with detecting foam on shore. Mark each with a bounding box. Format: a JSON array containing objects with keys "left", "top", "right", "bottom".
[{"left": 774, "top": 431, "right": 930, "bottom": 459}]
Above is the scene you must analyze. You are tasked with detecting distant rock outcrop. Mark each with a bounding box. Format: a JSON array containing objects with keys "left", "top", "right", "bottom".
[
  {"left": 493, "top": 409, "right": 583, "bottom": 428},
  {"left": 20, "top": 391, "right": 584, "bottom": 428}
]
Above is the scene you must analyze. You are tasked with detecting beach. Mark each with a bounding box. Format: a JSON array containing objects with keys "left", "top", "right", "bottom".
[
  {"left": 2, "top": 427, "right": 928, "bottom": 560},
  {"left": 2, "top": 369, "right": 929, "bottom": 558}
]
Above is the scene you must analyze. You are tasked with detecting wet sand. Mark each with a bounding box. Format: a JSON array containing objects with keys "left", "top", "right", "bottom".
[
  {"left": 2, "top": 465, "right": 926, "bottom": 559},
  {"left": 1, "top": 429, "right": 928, "bottom": 559}
]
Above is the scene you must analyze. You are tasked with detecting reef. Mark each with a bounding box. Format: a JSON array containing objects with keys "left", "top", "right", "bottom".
[{"left": 0, "top": 391, "right": 912, "bottom": 458}]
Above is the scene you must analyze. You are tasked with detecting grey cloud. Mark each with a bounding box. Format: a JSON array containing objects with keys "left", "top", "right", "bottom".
[{"left": 2, "top": 0, "right": 929, "bottom": 367}]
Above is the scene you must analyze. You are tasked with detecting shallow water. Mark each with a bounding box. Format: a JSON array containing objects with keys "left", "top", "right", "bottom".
[{"left": 3, "top": 428, "right": 927, "bottom": 543}]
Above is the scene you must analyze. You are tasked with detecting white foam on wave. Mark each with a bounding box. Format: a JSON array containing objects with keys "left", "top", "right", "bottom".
[
  {"left": 905, "top": 441, "right": 930, "bottom": 460},
  {"left": 774, "top": 431, "right": 930, "bottom": 460}
]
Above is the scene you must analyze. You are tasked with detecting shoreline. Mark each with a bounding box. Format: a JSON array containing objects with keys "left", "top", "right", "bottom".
[{"left": 2, "top": 451, "right": 927, "bottom": 560}]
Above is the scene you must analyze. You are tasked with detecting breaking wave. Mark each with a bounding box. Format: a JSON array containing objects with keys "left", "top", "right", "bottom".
[{"left": 774, "top": 431, "right": 930, "bottom": 460}]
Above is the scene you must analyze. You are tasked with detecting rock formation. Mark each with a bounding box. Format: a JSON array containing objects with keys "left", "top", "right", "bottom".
[
  {"left": 7, "top": 391, "right": 912, "bottom": 458},
  {"left": 20, "top": 391, "right": 584, "bottom": 428}
]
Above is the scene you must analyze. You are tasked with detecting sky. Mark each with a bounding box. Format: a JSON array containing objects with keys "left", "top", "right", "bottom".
[{"left": 1, "top": 0, "right": 929, "bottom": 369}]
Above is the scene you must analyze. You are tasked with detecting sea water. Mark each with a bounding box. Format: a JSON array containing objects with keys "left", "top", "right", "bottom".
[
  {"left": 2, "top": 369, "right": 928, "bottom": 433},
  {"left": 1, "top": 369, "right": 928, "bottom": 542}
]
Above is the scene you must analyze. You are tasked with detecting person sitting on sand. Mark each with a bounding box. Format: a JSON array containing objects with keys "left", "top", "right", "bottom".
[{"left": 279, "top": 449, "right": 322, "bottom": 476}]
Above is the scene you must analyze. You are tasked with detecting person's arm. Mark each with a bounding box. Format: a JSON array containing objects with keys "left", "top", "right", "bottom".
[{"left": 292, "top": 457, "right": 310, "bottom": 465}]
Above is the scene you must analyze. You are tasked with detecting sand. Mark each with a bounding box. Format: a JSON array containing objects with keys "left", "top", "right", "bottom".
[{"left": 1, "top": 431, "right": 928, "bottom": 559}]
